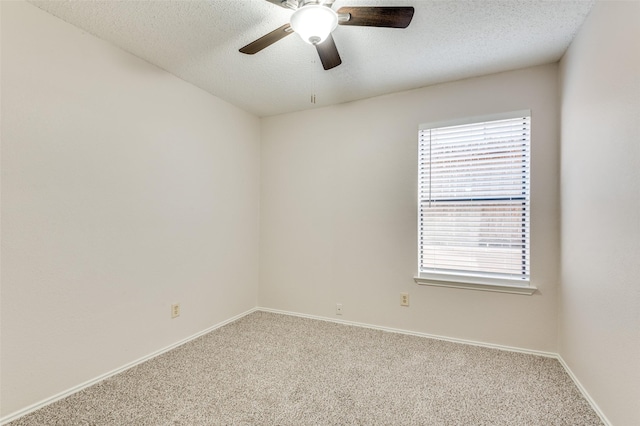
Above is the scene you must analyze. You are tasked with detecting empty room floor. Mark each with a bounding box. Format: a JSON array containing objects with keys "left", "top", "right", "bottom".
[{"left": 9, "top": 312, "right": 602, "bottom": 425}]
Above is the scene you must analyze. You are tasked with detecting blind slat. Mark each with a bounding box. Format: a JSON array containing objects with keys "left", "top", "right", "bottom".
[{"left": 418, "top": 114, "right": 531, "bottom": 280}]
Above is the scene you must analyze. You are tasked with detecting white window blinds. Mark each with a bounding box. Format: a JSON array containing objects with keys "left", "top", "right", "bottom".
[{"left": 418, "top": 111, "right": 531, "bottom": 284}]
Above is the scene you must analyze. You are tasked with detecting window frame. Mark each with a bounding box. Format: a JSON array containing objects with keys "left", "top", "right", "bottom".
[{"left": 413, "top": 110, "right": 536, "bottom": 295}]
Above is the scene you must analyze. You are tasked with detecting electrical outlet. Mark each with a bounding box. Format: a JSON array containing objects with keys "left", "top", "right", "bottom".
[
  {"left": 171, "top": 303, "right": 180, "bottom": 319},
  {"left": 336, "top": 303, "right": 343, "bottom": 315},
  {"left": 400, "top": 292, "right": 409, "bottom": 307}
]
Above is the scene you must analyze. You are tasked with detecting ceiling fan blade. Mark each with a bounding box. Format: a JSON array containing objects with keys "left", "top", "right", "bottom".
[
  {"left": 337, "top": 6, "right": 415, "bottom": 28},
  {"left": 239, "top": 24, "right": 293, "bottom": 55},
  {"left": 316, "top": 34, "right": 342, "bottom": 70}
]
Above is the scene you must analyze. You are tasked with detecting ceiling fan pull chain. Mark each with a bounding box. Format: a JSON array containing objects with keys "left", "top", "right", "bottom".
[{"left": 311, "top": 50, "right": 317, "bottom": 104}]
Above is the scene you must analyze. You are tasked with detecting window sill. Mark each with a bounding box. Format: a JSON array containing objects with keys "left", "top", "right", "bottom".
[{"left": 413, "top": 275, "right": 537, "bottom": 295}]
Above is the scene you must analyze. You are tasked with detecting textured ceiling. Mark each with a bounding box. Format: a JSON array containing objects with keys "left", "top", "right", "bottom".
[{"left": 28, "top": 0, "right": 594, "bottom": 117}]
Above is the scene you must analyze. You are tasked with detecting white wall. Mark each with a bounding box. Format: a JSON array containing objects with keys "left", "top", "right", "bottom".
[
  {"left": 0, "top": 1, "right": 260, "bottom": 417},
  {"left": 559, "top": 2, "right": 640, "bottom": 425},
  {"left": 260, "top": 64, "right": 560, "bottom": 352},
  {"left": 8, "top": 0, "right": 637, "bottom": 422}
]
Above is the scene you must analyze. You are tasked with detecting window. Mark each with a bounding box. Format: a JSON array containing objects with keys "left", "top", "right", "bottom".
[{"left": 414, "top": 111, "right": 535, "bottom": 294}]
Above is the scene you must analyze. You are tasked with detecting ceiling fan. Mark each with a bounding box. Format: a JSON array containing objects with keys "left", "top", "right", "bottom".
[{"left": 239, "top": 0, "right": 415, "bottom": 70}]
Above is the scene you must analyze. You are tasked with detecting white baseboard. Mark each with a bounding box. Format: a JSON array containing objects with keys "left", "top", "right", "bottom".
[
  {"left": 257, "top": 307, "right": 611, "bottom": 426},
  {"left": 257, "top": 307, "right": 557, "bottom": 358},
  {"left": 556, "top": 355, "right": 612, "bottom": 426},
  {"left": 0, "top": 307, "right": 258, "bottom": 425},
  {"left": 2, "top": 306, "right": 610, "bottom": 426}
]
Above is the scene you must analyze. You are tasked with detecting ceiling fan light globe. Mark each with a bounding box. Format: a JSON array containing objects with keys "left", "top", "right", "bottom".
[{"left": 290, "top": 5, "right": 338, "bottom": 45}]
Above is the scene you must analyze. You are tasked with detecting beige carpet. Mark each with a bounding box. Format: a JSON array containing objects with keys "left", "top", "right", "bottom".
[{"left": 9, "top": 311, "right": 602, "bottom": 425}]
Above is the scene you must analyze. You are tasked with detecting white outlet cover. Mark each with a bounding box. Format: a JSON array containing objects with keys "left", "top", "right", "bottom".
[{"left": 171, "top": 304, "right": 180, "bottom": 318}]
